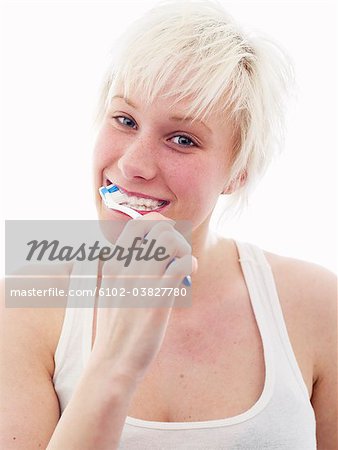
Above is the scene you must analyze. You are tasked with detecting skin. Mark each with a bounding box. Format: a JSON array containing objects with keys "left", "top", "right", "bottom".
[
  {"left": 90, "top": 89, "right": 337, "bottom": 448},
  {"left": 92, "top": 89, "right": 242, "bottom": 265},
  {"left": 1, "top": 87, "right": 336, "bottom": 450}
]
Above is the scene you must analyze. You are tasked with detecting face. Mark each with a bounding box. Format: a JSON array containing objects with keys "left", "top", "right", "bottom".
[{"left": 93, "top": 88, "right": 236, "bottom": 232}]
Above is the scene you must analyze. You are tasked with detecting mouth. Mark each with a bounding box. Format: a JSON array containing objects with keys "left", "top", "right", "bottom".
[{"left": 103, "top": 177, "right": 171, "bottom": 213}]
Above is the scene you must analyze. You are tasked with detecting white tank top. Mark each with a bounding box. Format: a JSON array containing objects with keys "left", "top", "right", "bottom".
[{"left": 53, "top": 240, "right": 317, "bottom": 449}]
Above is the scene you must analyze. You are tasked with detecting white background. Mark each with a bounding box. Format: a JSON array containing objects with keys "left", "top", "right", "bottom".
[{"left": 1, "top": 0, "right": 337, "bottom": 273}]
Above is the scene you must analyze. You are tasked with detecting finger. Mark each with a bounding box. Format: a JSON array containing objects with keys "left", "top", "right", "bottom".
[
  {"left": 101, "top": 218, "right": 176, "bottom": 277},
  {"left": 126, "top": 227, "right": 192, "bottom": 279},
  {"left": 138, "top": 211, "right": 175, "bottom": 223},
  {"left": 114, "top": 213, "right": 175, "bottom": 251},
  {"left": 154, "top": 228, "right": 192, "bottom": 257},
  {"left": 161, "top": 254, "right": 196, "bottom": 287}
]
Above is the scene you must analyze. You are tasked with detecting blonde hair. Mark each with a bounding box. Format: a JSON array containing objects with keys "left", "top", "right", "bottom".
[{"left": 96, "top": 0, "right": 295, "bottom": 221}]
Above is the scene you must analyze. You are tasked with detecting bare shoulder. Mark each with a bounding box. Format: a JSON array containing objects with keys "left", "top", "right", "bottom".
[
  {"left": 263, "top": 248, "right": 336, "bottom": 298},
  {"left": 263, "top": 250, "right": 337, "bottom": 376},
  {"left": 263, "top": 249, "right": 337, "bottom": 450},
  {"left": 1, "top": 262, "right": 73, "bottom": 374},
  {"left": 1, "top": 263, "right": 74, "bottom": 448}
]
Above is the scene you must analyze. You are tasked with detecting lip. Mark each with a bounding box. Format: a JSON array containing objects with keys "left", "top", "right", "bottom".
[{"left": 104, "top": 176, "right": 170, "bottom": 203}]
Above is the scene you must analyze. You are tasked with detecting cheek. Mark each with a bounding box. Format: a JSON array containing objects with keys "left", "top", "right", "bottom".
[
  {"left": 93, "top": 125, "right": 123, "bottom": 186},
  {"left": 162, "top": 157, "right": 212, "bottom": 203},
  {"left": 94, "top": 127, "right": 115, "bottom": 167}
]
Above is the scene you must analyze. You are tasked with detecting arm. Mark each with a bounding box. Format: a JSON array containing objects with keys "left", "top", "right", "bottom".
[
  {"left": 0, "top": 282, "right": 60, "bottom": 449},
  {"left": 308, "top": 266, "right": 337, "bottom": 450},
  {"left": 46, "top": 361, "right": 137, "bottom": 450},
  {"left": 267, "top": 252, "right": 337, "bottom": 449},
  {"left": 1, "top": 214, "right": 195, "bottom": 449},
  {"left": 0, "top": 278, "right": 138, "bottom": 450}
]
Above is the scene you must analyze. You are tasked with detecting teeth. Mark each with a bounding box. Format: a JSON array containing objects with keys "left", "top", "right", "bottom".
[
  {"left": 105, "top": 181, "right": 168, "bottom": 209},
  {"left": 118, "top": 193, "right": 165, "bottom": 208},
  {"left": 136, "top": 205, "right": 158, "bottom": 211},
  {"left": 123, "top": 203, "right": 163, "bottom": 211}
]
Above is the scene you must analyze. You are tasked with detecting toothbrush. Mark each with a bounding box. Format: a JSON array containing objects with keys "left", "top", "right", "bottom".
[
  {"left": 99, "top": 184, "right": 192, "bottom": 286},
  {"left": 99, "top": 184, "right": 142, "bottom": 219}
]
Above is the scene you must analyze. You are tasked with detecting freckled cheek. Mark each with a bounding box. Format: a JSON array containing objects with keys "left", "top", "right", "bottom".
[
  {"left": 93, "top": 127, "right": 122, "bottom": 174},
  {"left": 163, "top": 162, "right": 206, "bottom": 204}
]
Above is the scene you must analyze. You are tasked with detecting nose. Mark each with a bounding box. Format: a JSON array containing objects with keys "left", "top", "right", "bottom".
[{"left": 117, "top": 136, "right": 158, "bottom": 181}]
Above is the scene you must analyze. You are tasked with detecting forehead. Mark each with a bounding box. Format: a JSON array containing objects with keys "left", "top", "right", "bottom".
[{"left": 110, "top": 84, "right": 232, "bottom": 129}]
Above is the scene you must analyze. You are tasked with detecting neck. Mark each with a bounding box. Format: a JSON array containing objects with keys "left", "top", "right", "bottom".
[
  {"left": 190, "top": 219, "right": 238, "bottom": 290},
  {"left": 191, "top": 218, "right": 220, "bottom": 266}
]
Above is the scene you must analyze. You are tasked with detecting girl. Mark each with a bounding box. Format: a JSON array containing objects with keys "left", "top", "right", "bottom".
[{"left": 2, "top": 1, "right": 336, "bottom": 449}]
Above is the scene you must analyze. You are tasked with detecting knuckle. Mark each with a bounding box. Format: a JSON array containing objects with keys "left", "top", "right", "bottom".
[
  {"left": 118, "top": 220, "right": 138, "bottom": 241},
  {"left": 182, "top": 240, "right": 192, "bottom": 254},
  {"left": 145, "top": 222, "right": 173, "bottom": 240},
  {"left": 159, "top": 229, "right": 177, "bottom": 243},
  {"left": 168, "top": 259, "right": 190, "bottom": 276},
  {"left": 140, "top": 212, "right": 175, "bottom": 224},
  {"left": 139, "top": 211, "right": 164, "bottom": 220}
]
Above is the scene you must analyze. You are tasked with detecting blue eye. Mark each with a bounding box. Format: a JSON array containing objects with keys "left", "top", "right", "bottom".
[
  {"left": 171, "top": 135, "right": 197, "bottom": 147},
  {"left": 112, "top": 115, "right": 197, "bottom": 149},
  {"left": 114, "top": 116, "right": 137, "bottom": 129}
]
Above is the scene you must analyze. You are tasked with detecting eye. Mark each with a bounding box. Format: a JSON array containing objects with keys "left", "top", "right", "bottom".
[
  {"left": 113, "top": 115, "right": 137, "bottom": 129},
  {"left": 170, "top": 135, "right": 197, "bottom": 147}
]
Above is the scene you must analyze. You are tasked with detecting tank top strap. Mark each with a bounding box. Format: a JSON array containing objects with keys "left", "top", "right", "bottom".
[
  {"left": 53, "top": 259, "right": 98, "bottom": 379},
  {"left": 235, "top": 240, "right": 310, "bottom": 402}
]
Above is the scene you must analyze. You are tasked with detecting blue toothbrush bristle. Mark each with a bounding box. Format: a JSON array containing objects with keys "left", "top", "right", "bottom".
[
  {"left": 107, "top": 184, "right": 119, "bottom": 193},
  {"left": 99, "top": 184, "right": 119, "bottom": 198}
]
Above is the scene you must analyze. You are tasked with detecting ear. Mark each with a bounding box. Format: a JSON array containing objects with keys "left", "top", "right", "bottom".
[{"left": 222, "top": 169, "right": 247, "bottom": 195}]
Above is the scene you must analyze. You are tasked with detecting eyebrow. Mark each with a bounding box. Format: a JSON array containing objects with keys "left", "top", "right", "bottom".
[
  {"left": 112, "top": 95, "right": 136, "bottom": 108},
  {"left": 111, "top": 95, "right": 212, "bottom": 134}
]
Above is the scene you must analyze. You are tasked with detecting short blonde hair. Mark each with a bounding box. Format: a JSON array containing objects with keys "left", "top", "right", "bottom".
[{"left": 96, "top": 0, "right": 295, "bottom": 221}]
